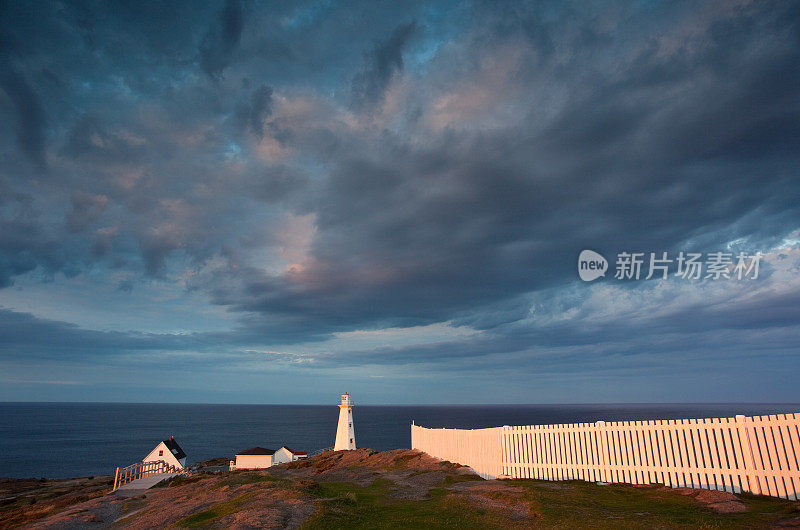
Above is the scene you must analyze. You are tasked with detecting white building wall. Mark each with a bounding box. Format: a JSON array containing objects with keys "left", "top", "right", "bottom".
[
  {"left": 233, "top": 454, "right": 273, "bottom": 469},
  {"left": 273, "top": 448, "right": 293, "bottom": 464},
  {"left": 143, "top": 442, "right": 185, "bottom": 469}
]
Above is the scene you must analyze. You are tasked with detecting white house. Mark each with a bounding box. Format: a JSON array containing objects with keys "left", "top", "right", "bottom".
[
  {"left": 229, "top": 447, "right": 275, "bottom": 470},
  {"left": 143, "top": 436, "right": 187, "bottom": 469},
  {"left": 273, "top": 446, "right": 308, "bottom": 464}
]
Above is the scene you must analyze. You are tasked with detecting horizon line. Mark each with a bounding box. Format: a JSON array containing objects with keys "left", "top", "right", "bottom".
[{"left": 2, "top": 400, "right": 800, "bottom": 406}]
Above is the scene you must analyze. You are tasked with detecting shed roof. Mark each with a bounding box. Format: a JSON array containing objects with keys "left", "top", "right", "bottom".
[
  {"left": 236, "top": 447, "right": 276, "bottom": 456},
  {"left": 280, "top": 446, "right": 307, "bottom": 455}
]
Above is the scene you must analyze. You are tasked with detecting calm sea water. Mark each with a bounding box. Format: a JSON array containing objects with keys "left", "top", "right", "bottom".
[{"left": 1, "top": 403, "right": 799, "bottom": 478}]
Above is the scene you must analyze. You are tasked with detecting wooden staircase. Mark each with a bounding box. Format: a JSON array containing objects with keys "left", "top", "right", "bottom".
[{"left": 112, "top": 460, "right": 182, "bottom": 491}]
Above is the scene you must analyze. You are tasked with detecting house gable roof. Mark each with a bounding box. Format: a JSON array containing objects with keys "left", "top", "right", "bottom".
[
  {"left": 162, "top": 437, "right": 187, "bottom": 460},
  {"left": 236, "top": 447, "right": 275, "bottom": 456},
  {"left": 279, "top": 446, "right": 307, "bottom": 455}
]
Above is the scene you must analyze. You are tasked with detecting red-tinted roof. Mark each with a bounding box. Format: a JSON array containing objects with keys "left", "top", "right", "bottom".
[{"left": 280, "top": 446, "right": 306, "bottom": 455}]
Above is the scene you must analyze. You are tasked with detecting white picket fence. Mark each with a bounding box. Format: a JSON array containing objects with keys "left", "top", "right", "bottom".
[
  {"left": 411, "top": 413, "right": 800, "bottom": 500},
  {"left": 410, "top": 424, "right": 503, "bottom": 479}
]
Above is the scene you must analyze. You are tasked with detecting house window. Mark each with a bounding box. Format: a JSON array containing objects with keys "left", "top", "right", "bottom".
[
  {"left": 350, "top": 438, "right": 353, "bottom": 443},
  {"left": 349, "top": 423, "right": 352, "bottom": 427},
  {"left": 158, "top": 450, "right": 163, "bottom": 456}
]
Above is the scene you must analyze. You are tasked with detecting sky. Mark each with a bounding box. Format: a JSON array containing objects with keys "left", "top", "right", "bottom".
[{"left": 0, "top": 0, "right": 798, "bottom": 404}]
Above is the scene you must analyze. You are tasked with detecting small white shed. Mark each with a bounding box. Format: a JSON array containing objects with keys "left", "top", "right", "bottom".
[
  {"left": 229, "top": 447, "right": 275, "bottom": 470},
  {"left": 143, "top": 436, "right": 187, "bottom": 469},
  {"left": 273, "top": 446, "right": 308, "bottom": 464}
]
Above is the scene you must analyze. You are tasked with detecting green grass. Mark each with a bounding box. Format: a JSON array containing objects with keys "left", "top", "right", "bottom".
[
  {"left": 300, "top": 479, "right": 496, "bottom": 529},
  {"left": 384, "top": 453, "right": 422, "bottom": 469},
  {"left": 217, "top": 471, "right": 290, "bottom": 488},
  {"left": 111, "top": 498, "right": 151, "bottom": 528},
  {"left": 119, "top": 498, "right": 148, "bottom": 514},
  {"left": 441, "top": 473, "right": 485, "bottom": 487},
  {"left": 173, "top": 492, "right": 255, "bottom": 528},
  {"left": 152, "top": 475, "right": 205, "bottom": 488},
  {"left": 298, "top": 475, "right": 799, "bottom": 530},
  {"left": 509, "top": 479, "right": 800, "bottom": 529}
]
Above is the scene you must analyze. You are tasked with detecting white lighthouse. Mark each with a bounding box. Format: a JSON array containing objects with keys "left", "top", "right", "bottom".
[{"left": 334, "top": 393, "right": 356, "bottom": 451}]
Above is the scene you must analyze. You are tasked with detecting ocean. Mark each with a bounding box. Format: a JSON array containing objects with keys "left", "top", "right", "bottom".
[{"left": 1, "top": 402, "right": 799, "bottom": 479}]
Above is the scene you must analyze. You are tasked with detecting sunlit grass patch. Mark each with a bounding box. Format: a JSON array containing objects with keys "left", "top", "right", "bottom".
[
  {"left": 217, "top": 471, "right": 289, "bottom": 488},
  {"left": 301, "top": 479, "right": 497, "bottom": 529},
  {"left": 509, "top": 479, "right": 800, "bottom": 529},
  {"left": 152, "top": 475, "right": 206, "bottom": 488},
  {"left": 174, "top": 492, "right": 255, "bottom": 528}
]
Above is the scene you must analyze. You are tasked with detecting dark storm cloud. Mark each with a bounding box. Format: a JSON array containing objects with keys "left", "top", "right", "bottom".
[
  {"left": 0, "top": 308, "right": 263, "bottom": 368},
  {"left": 249, "top": 85, "right": 274, "bottom": 138},
  {"left": 352, "top": 20, "right": 418, "bottom": 108},
  {"left": 0, "top": 62, "right": 47, "bottom": 169},
  {"left": 199, "top": 0, "right": 244, "bottom": 79},
  {"left": 246, "top": 164, "right": 309, "bottom": 204},
  {"left": 62, "top": 116, "right": 146, "bottom": 164},
  {"left": 0, "top": 308, "right": 163, "bottom": 359},
  {"left": 65, "top": 192, "right": 108, "bottom": 233},
  {"left": 0, "top": 181, "right": 72, "bottom": 287},
  {"left": 296, "top": 267, "right": 800, "bottom": 372},
  {"left": 184, "top": 0, "right": 800, "bottom": 351},
  {"left": 0, "top": 0, "right": 798, "bottom": 395},
  {"left": 0, "top": 306, "right": 323, "bottom": 365}
]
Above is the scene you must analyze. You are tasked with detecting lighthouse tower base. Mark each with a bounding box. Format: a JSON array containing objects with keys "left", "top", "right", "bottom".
[{"left": 334, "top": 394, "right": 356, "bottom": 450}]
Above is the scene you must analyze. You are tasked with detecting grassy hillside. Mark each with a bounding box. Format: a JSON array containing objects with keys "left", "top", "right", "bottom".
[{"left": 1, "top": 449, "right": 798, "bottom": 528}]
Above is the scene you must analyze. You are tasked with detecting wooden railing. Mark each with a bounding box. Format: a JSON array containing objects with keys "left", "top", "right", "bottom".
[
  {"left": 412, "top": 413, "right": 800, "bottom": 500},
  {"left": 112, "top": 460, "right": 181, "bottom": 491}
]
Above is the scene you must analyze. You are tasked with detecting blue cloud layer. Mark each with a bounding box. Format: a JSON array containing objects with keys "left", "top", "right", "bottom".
[{"left": 0, "top": 0, "right": 798, "bottom": 402}]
